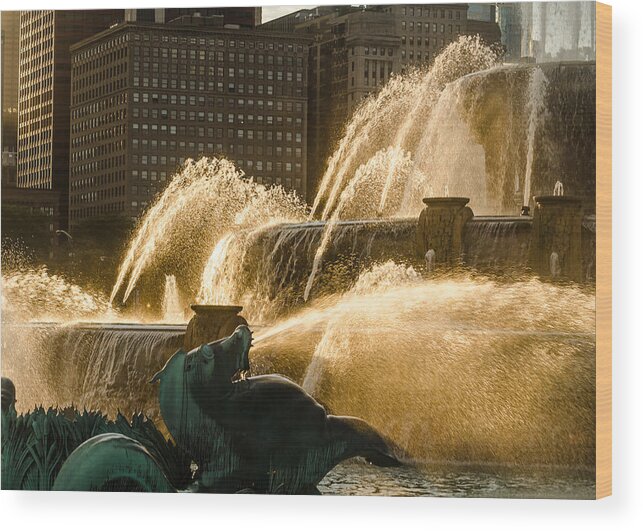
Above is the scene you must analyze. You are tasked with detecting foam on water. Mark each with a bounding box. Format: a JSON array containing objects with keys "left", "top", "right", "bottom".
[{"left": 1, "top": 267, "right": 110, "bottom": 323}]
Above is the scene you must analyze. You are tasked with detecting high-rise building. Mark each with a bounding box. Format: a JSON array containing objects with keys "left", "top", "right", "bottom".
[
  {"left": 2, "top": 11, "right": 20, "bottom": 188},
  {"left": 2, "top": 11, "right": 63, "bottom": 259},
  {"left": 165, "top": 7, "right": 261, "bottom": 28},
  {"left": 261, "top": 4, "right": 489, "bottom": 202},
  {"left": 124, "top": 7, "right": 262, "bottom": 28},
  {"left": 465, "top": 3, "right": 502, "bottom": 47},
  {"left": 497, "top": 2, "right": 596, "bottom": 63},
  {"left": 17, "top": 10, "right": 123, "bottom": 230},
  {"left": 68, "top": 16, "right": 309, "bottom": 227},
  {"left": 467, "top": 3, "right": 497, "bottom": 23}
]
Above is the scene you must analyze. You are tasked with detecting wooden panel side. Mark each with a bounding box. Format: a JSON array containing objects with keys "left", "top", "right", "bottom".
[{"left": 595, "top": 1, "right": 612, "bottom": 500}]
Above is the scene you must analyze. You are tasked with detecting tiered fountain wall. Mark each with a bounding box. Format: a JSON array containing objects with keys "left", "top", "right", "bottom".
[
  {"left": 1, "top": 40, "right": 598, "bottom": 472},
  {"left": 456, "top": 61, "right": 596, "bottom": 213}
]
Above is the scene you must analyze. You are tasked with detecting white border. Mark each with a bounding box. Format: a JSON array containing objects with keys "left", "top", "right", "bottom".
[{"left": 1, "top": 1, "right": 642, "bottom": 529}]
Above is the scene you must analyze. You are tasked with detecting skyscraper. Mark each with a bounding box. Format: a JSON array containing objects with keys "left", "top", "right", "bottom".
[
  {"left": 1, "top": 11, "right": 19, "bottom": 187},
  {"left": 17, "top": 10, "right": 123, "bottom": 229}
]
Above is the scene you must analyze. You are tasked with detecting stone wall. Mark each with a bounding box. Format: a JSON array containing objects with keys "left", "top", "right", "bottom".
[
  {"left": 530, "top": 196, "right": 584, "bottom": 281},
  {"left": 416, "top": 197, "right": 473, "bottom": 265}
]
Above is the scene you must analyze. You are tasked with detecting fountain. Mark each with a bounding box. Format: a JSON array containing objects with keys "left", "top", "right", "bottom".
[
  {"left": 550, "top": 252, "right": 562, "bottom": 278},
  {"left": 554, "top": 180, "right": 565, "bottom": 196},
  {"left": 424, "top": 249, "right": 436, "bottom": 272},
  {"left": 161, "top": 275, "right": 183, "bottom": 323},
  {"left": 1, "top": 36, "right": 598, "bottom": 497}
]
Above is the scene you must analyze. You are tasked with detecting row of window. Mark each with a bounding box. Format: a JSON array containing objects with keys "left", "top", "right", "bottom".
[
  {"left": 130, "top": 93, "right": 304, "bottom": 113},
  {"left": 19, "top": 12, "right": 54, "bottom": 61},
  {"left": 73, "top": 47, "right": 127, "bottom": 75},
  {"left": 401, "top": 23, "right": 461, "bottom": 37},
  {"left": 72, "top": 33, "right": 128, "bottom": 63},
  {"left": 71, "top": 184, "right": 125, "bottom": 204},
  {"left": 401, "top": 49, "right": 443, "bottom": 61},
  {"left": 71, "top": 203, "right": 126, "bottom": 218},
  {"left": 134, "top": 62, "right": 304, "bottom": 82},
  {"left": 403, "top": 37, "right": 449, "bottom": 50},
  {"left": 20, "top": 51, "right": 54, "bottom": 78},
  {"left": 131, "top": 108, "right": 303, "bottom": 129},
  {"left": 71, "top": 94, "right": 127, "bottom": 120},
  {"left": 130, "top": 31, "right": 305, "bottom": 54},
  {"left": 72, "top": 109, "right": 126, "bottom": 135},
  {"left": 70, "top": 202, "right": 127, "bottom": 219},
  {"left": 133, "top": 47, "right": 305, "bottom": 67},
  {"left": 130, "top": 123, "right": 303, "bottom": 142},
  {"left": 71, "top": 155, "right": 126, "bottom": 178},
  {"left": 17, "top": 155, "right": 51, "bottom": 174},
  {"left": 402, "top": 20, "right": 462, "bottom": 33},
  {"left": 131, "top": 77, "right": 303, "bottom": 97},
  {"left": 129, "top": 138, "right": 304, "bottom": 157},
  {"left": 19, "top": 69, "right": 53, "bottom": 97},
  {"left": 18, "top": 108, "right": 52, "bottom": 135},
  {"left": 16, "top": 173, "right": 51, "bottom": 189},
  {"left": 399, "top": 7, "right": 463, "bottom": 19},
  {"left": 71, "top": 126, "right": 126, "bottom": 157},
  {"left": 72, "top": 77, "right": 128, "bottom": 106},
  {"left": 131, "top": 141, "right": 303, "bottom": 161},
  {"left": 71, "top": 174, "right": 125, "bottom": 192},
  {"left": 73, "top": 61, "right": 127, "bottom": 89}
]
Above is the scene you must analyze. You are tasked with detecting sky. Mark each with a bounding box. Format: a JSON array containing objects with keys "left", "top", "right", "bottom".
[{"left": 262, "top": 5, "right": 318, "bottom": 23}]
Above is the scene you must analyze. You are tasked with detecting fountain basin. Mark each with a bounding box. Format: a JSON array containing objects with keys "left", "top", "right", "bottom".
[
  {"left": 533, "top": 195, "right": 583, "bottom": 206},
  {"left": 422, "top": 197, "right": 471, "bottom": 208}
]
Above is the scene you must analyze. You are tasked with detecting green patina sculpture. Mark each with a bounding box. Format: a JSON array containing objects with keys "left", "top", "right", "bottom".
[
  {"left": 152, "top": 325, "right": 401, "bottom": 494},
  {"left": 1, "top": 376, "right": 191, "bottom": 492},
  {"left": 1, "top": 325, "right": 400, "bottom": 493}
]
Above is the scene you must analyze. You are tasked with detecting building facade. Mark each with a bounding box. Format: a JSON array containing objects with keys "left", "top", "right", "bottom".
[
  {"left": 68, "top": 17, "right": 309, "bottom": 227},
  {"left": 2, "top": 11, "right": 19, "bottom": 188},
  {"left": 124, "top": 7, "right": 262, "bottom": 28},
  {"left": 17, "top": 10, "right": 123, "bottom": 230},
  {"left": 497, "top": 2, "right": 596, "bottom": 63}
]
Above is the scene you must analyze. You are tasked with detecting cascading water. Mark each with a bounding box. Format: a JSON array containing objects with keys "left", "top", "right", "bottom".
[
  {"left": 304, "top": 147, "right": 418, "bottom": 300},
  {"left": 102, "top": 37, "right": 593, "bottom": 316},
  {"left": 109, "top": 157, "right": 306, "bottom": 307},
  {"left": 523, "top": 67, "right": 549, "bottom": 208},
  {"left": 311, "top": 36, "right": 502, "bottom": 223},
  {"left": 463, "top": 218, "right": 532, "bottom": 270},
  {"left": 196, "top": 218, "right": 417, "bottom": 323},
  {"left": 161, "top": 275, "right": 184, "bottom": 323},
  {"left": 1, "top": 322, "right": 185, "bottom": 417},
  {"left": 425, "top": 249, "right": 436, "bottom": 272}
]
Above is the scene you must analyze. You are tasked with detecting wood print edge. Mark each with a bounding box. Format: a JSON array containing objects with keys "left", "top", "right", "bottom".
[{"left": 595, "top": 0, "right": 612, "bottom": 500}]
